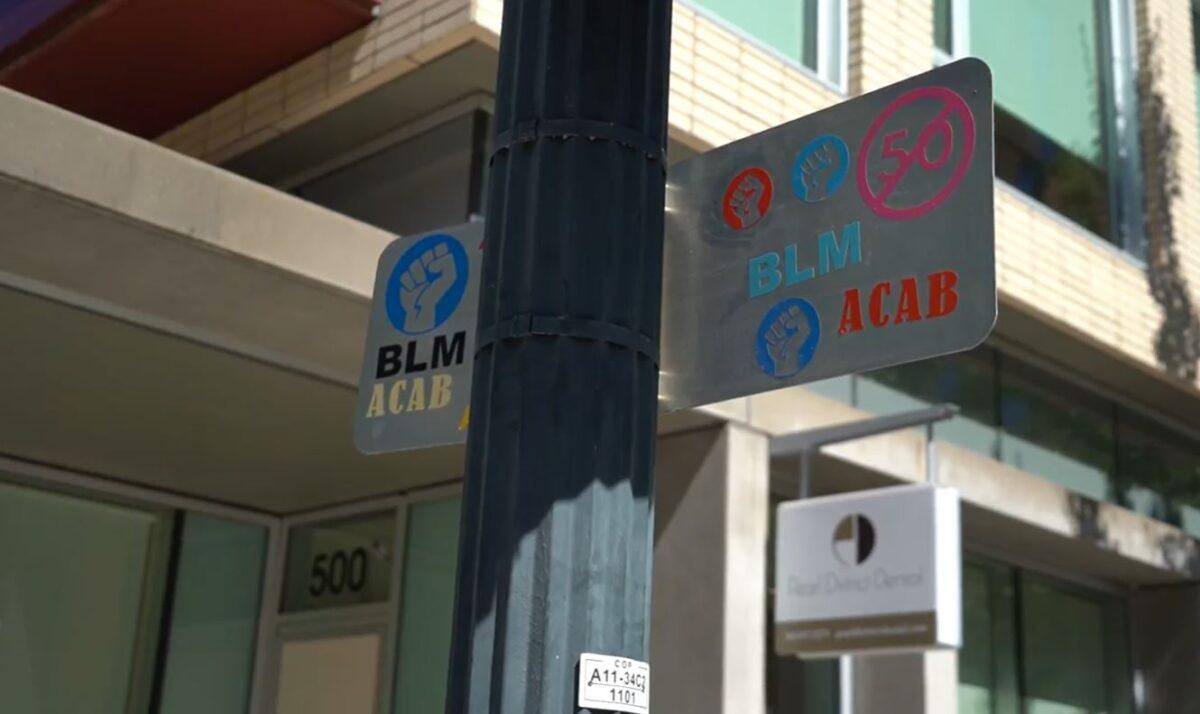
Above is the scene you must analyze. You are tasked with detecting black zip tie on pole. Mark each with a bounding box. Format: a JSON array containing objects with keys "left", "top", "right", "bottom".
[
  {"left": 476, "top": 313, "right": 660, "bottom": 366},
  {"left": 492, "top": 117, "right": 667, "bottom": 170}
]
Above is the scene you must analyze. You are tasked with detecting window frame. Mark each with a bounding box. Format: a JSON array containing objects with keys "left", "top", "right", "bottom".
[
  {"left": 936, "top": 0, "right": 1145, "bottom": 257},
  {"left": 1015, "top": 569, "right": 1135, "bottom": 714},
  {"left": 0, "top": 455, "right": 277, "bottom": 714},
  {"left": 815, "top": 0, "right": 849, "bottom": 91},
  {"left": 257, "top": 483, "right": 464, "bottom": 714},
  {"left": 959, "top": 553, "right": 1135, "bottom": 714},
  {"left": 933, "top": 0, "right": 971, "bottom": 67},
  {"left": 681, "top": 0, "right": 849, "bottom": 93}
]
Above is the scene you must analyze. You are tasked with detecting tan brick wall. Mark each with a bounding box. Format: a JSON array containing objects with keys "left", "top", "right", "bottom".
[
  {"left": 848, "top": 0, "right": 934, "bottom": 94},
  {"left": 158, "top": 0, "right": 480, "bottom": 162},
  {"left": 996, "top": 186, "right": 1160, "bottom": 366},
  {"left": 159, "top": 0, "right": 1200, "bottom": 388},
  {"left": 668, "top": 3, "right": 844, "bottom": 152}
]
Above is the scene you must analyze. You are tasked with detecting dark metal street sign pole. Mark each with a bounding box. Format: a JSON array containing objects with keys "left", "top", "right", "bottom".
[{"left": 446, "top": 1, "right": 672, "bottom": 712}]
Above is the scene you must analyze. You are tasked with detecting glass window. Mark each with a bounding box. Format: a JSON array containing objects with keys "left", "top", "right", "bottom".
[
  {"left": 688, "top": 0, "right": 844, "bottom": 86},
  {"left": 998, "top": 356, "right": 1115, "bottom": 501},
  {"left": 159, "top": 513, "right": 269, "bottom": 714},
  {"left": 973, "top": 0, "right": 1113, "bottom": 240},
  {"left": 804, "top": 375, "right": 853, "bottom": 403},
  {"left": 1020, "top": 576, "right": 1132, "bottom": 714},
  {"left": 768, "top": 656, "right": 839, "bottom": 713},
  {"left": 1116, "top": 410, "right": 1200, "bottom": 533},
  {"left": 0, "top": 481, "right": 171, "bottom": 714},
  {"left": 766, "top": 494, "right": 839, "bottom": 713},
  {"left": 959, "top": 566, "right": 994, "bottom": 713},
  {"left": 393, "top": 496, "right": 462, "bottom": 713},
  {"left": 843, "top": 347, "right": 1197, "bottom": 535},
  {"left": 294, "top": 111, "right": 489, "bottom": 237},
  {"left": 939, "top": 0, "right": 1141, "bottom": 250},
  {"left": 857, "top": 348, "right": 998, "bottom": 458},
  {"left": 934, "top": 0, "right": 954, "bottom": 55},
  {"left": 282, "top": 510, "right": 396, "bottom": 613},
  {"left": 958, "top": 560, "right": 1018, "bottom": 714},
  {"left": 959, "top": 561, "right": 1132, "bottom": 714},
  {"left": 1183, "top": 503, "right": 1200, "bottom": 538},
  {"left": 1194, "top": 3, "right": 1200, "bottom": 158}
]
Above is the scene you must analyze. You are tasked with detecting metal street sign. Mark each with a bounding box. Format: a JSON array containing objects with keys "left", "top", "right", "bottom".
[
  {"left": 354, "top": 221, "right": 483, "bottom": 454},
  {"left": 660, "top": 58, "right": 995, "bottom": 411}
]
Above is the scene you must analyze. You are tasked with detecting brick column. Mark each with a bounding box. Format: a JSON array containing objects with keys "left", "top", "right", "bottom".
[{"left": 847, "top": 0, "right": 935, "bottom": 96}]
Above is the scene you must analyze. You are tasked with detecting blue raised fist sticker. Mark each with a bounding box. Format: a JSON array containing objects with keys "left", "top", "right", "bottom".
[
  {"left": 386, "top": 233, "right": 469, "bottom": 335},
  {"left": 792, "top": 134, "right": 850, "bottom": 203},
  {"left": 755, "top": 297, "right": 821, "bottom": 378}
]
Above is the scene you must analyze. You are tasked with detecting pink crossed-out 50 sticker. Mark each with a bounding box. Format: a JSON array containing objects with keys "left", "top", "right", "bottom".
[{"left": 856, "top": 86, "right": 976, "bottom": 221}]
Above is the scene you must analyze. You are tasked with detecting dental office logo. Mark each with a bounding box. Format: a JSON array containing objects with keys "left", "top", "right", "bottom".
[
  {"left": 386, "top": 233, "right": 470, "bottom": 335},
  {"left": 832, "top": 513, "right": 876, "bottom": 566}
]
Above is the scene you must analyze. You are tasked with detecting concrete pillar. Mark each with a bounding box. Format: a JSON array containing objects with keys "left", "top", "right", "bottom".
[
  {"left": 852, "top": 654, "right": 924, "bottom": 713},
  {"left": 1131, "top": 584, "right": 1200, "bottom": 714},
  {"left": 851, "top": 649, "right": 957, "bottom": 713},
  {"left": 651, "top": 423, "right": 770, "bottom": 714}
]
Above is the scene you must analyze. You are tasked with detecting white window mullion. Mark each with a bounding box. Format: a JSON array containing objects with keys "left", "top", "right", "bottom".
[{"left": 815, "top": 0, "right": 847, "bottom": 90}]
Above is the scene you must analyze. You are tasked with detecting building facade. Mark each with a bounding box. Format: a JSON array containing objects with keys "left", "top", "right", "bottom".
[{"left": 2, "top": 0, "right": 1200, "bottom": 712}]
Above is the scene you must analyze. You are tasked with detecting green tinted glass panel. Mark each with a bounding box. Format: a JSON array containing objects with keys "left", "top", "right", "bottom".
[
  {"left": 1117, "top": 410, "right": 1200, "bottom": 526},
  {"left": 393, "top": 496, "right": 462, "bottom": 714},
  {"left": 857, "top": 349, "right": 998, "bottom": 457},
  {"left": 769, "top": 656, "right": 839, "bottom": 712},
  {"left": 958, "top": 564, "right": 994, "bottom": 713},
  {"left": 159, "top": 514, "right": 268, "bottom": 714},
  {"left": 970, "top": 0, "right": 1103, "bottom": 163},
  {"left": 958, "top": 559, "right": 1019, "bottom": 714},
  {"left": 766, "top": 494, "right": 839, "bottom": 712},
  {"left": 1194, "top": 4, "right": 1200, "bottom": 154},
  {"left": 1183, "top": 504, "right": 1200, "bottom": 538},
  {"left": 283, "top": 510, "right": 396, "bottom": 612},
  {"left": 804, "top": 375, "right": 853, "bottom": 403},
  {"left": 0, "top": 481, "right": 165, "bottom": 714},
  {"left": 999, "top": 358, "right": 1114, "bottom": 501},
  {"left": 934, "top": 0, "right": 953, "bottom": 53},
  {"left": 1020, "top": 579, "right": 1112, "bottom": 713},
  {"left": 690, "top": 0, "right": 817, "bottom": 69}
]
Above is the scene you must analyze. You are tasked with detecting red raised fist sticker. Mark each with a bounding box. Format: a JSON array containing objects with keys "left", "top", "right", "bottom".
[{"left": 722, "top": 166, "right": 774, "bottom": 230}]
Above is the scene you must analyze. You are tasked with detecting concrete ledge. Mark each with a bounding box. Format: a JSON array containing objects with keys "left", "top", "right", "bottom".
[
  {"left": 0, "top": 86, "right": 394, "bottom": 382},
  {"left": 727, "top": 384, "right": 1199, "bottom": 584}
]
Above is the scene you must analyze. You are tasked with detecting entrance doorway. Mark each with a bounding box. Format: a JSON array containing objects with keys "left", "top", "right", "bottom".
[
  {"left": 272, "top": 613, "right": 390, "bottom": 714},
  {"left": 260, "top": 490, "right": 463, "bottom": 714},
  {"left": 266, "top": 504, "right": 401, "bottom": 714}
]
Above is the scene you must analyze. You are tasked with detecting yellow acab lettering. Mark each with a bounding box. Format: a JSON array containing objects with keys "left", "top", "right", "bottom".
[
  {"left": 366, "top": 384, "right": 386, "bottom": 418},
  {"left": 370, "top": 375, "right": 453, "bottom": 416},
  {"left": 388, "top": 379, "right": 408, "bottom": 414},
  {"left": 406, "top": 377, "right": 426, "bottom": 412},
  {"left": 430, "top": 374, "right": 453, "bottom": 410}
]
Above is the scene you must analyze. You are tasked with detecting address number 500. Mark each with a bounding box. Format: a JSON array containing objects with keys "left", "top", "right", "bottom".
[{"left": 308, "top": 548, "right": 369, "bottom": 597}]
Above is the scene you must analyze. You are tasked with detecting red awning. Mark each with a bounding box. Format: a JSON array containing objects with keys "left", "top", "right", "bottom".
[{"left": 0, "top": 0, "right": 377, "bottom": 138}]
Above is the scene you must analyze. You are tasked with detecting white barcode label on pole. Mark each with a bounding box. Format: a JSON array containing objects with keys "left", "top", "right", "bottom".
[{"left": 577, "top": 653, "right": 650, "bottom": 713}]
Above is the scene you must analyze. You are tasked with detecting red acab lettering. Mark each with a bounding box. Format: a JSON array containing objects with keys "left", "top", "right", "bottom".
[{"left": 837, "top": 270, "right": 960, "bottom": 335}]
